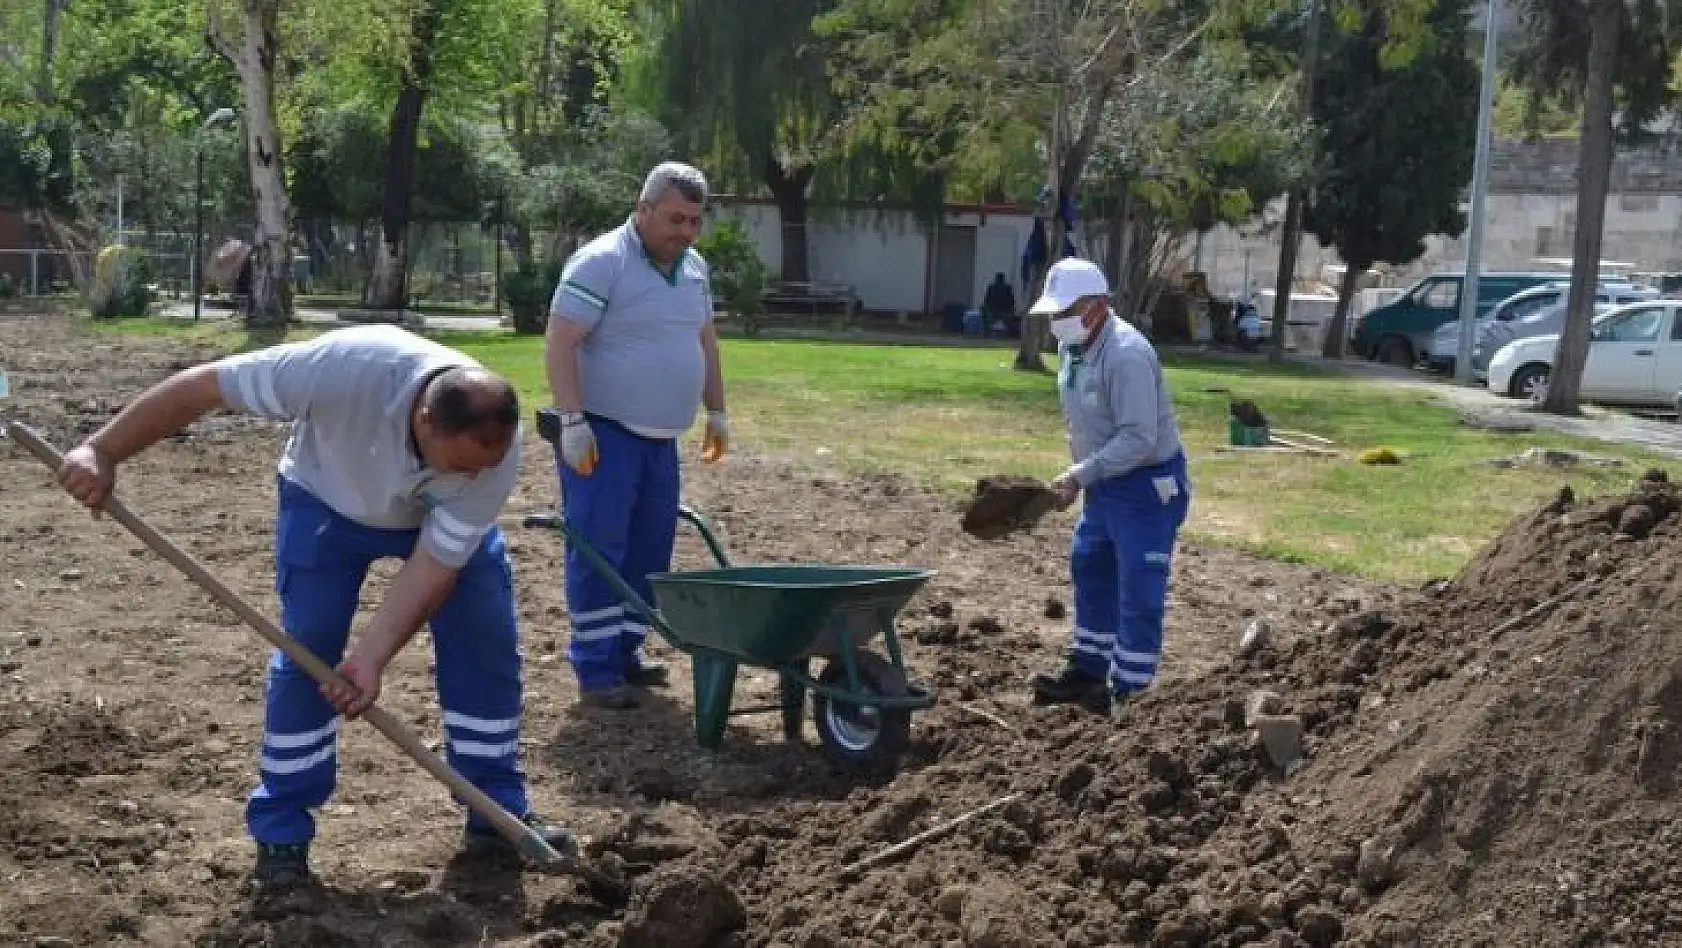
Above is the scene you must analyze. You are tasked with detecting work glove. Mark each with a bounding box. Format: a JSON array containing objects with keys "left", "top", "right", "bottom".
[
  {"left": 559, "top": 411, "right": 599, "bottom": 475},
  {"left": 701, "top": 410, "right": 729, "bottom": 463}
]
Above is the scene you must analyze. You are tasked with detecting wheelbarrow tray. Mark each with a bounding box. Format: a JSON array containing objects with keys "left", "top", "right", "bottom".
[{"left": 647, "top": 564, "right": 934, "bottom": 666}]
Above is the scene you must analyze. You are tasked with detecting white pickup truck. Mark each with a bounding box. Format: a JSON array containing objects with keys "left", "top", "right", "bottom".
[{"left": 1486, "top": 300, "right": 1682, "bottom": 407}]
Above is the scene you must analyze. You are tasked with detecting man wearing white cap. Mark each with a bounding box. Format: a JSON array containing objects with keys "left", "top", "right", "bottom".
[{"left": 1026, "top": 257, "right": 1191, "bottom": 714}]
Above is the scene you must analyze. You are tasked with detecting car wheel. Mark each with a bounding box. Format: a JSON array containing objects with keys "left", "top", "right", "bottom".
[
  {"left": 1376, "top": 337, "right": 1413, "bottom": 367},
  {"left": 1509, "top": 364, "right": 1550, "bottom": 401}
]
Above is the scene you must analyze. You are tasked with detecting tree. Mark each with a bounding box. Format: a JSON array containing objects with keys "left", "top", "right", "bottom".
[
  {"left": 1508, "top": 0, "right": 1679, "bottom": 414},
  {"left": 1303, "top": 0, "right": 1479, "bottom": 360},
  {"left": 819, "top": 0, "right": 1216, "bottom": 372},
  {"left": 361, "top": 0, "right": 443, "bottom": 311},
  {"left": 648, "top": 0, "right": 839, "bottom": 285},
  {"left": 1085, "top": 49, "right": 1312, "bottom": 330},
  {"left": 207, "top": 0, "right": 295, "bottom": 327}
]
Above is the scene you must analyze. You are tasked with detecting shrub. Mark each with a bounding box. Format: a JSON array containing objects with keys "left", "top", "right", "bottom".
[
  {"left": 694, "top": 220, "right": 769, "bottom": 335},
  {"left": 89, "top": 244, "right": 153, "bottom": 319},
  {"left": 501, "top": 255, "right": 562, "bottom": 335}
]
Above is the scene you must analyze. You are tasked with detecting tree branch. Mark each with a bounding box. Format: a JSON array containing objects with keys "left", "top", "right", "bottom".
[
  {"left": 1119, "top": 12, "right": 1216, "bottom": 96},
  {"left": 204, "top": 4, "right": 241, "bottom": 68}
]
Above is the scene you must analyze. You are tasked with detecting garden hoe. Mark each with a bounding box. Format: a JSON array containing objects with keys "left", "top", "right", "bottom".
[{"left": 0, "top": 419, "right": 627, "bottom": 901}]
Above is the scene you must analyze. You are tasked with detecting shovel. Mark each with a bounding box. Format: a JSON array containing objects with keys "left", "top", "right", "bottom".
[{"left": 0, "top": 419, "right": 625, "bottom": 898}]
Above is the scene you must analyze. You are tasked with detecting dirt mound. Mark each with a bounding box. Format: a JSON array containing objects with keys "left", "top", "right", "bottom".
[
  {"left": 1274, "top": 470, "right": 1682, "bottom": 945},
  {"left": 959, "top": 474, "right": 1061, "bottom": 540}
]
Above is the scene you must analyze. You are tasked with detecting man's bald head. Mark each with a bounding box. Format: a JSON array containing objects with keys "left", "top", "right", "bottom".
[{"left": 423, "top": 366, "right": 520, "bottom": 440}]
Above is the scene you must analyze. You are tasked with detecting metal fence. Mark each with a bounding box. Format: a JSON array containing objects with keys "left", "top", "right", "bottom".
[{"left": 0, "top": 217, "right": 506, "bottom": 310}]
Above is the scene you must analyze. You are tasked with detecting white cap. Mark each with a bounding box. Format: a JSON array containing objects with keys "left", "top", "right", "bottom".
[{"left": 1029, "top": 257, "right": 1110, "bottom": 315}]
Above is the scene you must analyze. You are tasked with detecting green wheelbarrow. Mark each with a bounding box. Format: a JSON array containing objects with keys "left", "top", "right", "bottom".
[{"left": 520, "top": 503, "right": 939, "bottom": 776}]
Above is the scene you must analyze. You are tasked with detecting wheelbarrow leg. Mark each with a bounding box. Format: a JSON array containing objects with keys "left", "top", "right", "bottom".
[
  {"left": 779, "top": 661, "right": 809, "bottom": 742},
  {"left": 692, "top": 652, "right": 739, "bottom": 750}
]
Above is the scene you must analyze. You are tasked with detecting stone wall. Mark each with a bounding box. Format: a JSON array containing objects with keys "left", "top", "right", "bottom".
[
  {"left": 1489, "top": 137, "right": 1682, "bottom": 195},
  {"left": 1188, "top": 137, "right": 1682, "bottom": 299}
]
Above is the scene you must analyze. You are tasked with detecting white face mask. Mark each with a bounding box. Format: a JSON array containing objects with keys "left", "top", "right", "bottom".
[{"left": 1049, "top": 315, "right": 1089, "bottom": 347}]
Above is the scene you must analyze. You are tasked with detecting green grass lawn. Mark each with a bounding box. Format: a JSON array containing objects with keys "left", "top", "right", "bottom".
[{"left": 91, "top": 315, "right": 1676, "bottom": 584}]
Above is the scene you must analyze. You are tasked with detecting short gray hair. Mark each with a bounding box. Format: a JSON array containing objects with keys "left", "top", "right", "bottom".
[{"left": 639, "top": 161, "right": 708, "bottom": 205}]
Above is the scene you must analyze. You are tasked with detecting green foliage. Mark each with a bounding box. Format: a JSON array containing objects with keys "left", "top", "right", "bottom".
[
  {"left": 694, "top": 220, "right": 769, "bottom": 335},
  {"left": 499, "top": 253, "right": 561, "bottom": 334},
  {"left": 647, "top": 0, "right": 837, "bottom": 189},
  {"left": 1507, "top": 0, "right": 1681, "bottom": 141},
  {"left": 0, "top": 110, "right": 78, "bottom": 212},
  {"left": 510, "top": 106, "right": 671, "bottom": 235},
  {"left": 1088, "top": 50, "right": 1314, "bottom": 232},
  {"left": 1301, "top": 0, "right": 1479, "bottom": 272}
]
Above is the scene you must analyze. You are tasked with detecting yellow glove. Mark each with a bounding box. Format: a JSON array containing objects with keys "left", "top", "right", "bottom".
[{"left": 701, "top": 410, "right": 728, "bottom": 463}]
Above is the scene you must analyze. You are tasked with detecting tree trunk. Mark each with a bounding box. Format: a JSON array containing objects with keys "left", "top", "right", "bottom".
[
  {"left": 38, "top": 0, "right": 63, "bottom": 104},
  {"left": 1269, "top": 0, "right": 1325, "bottom": 363},
  {"left": 363, "top": 1, "right": 440, "bottom": 312},
  {"left": 206, "top": 4, "right": 279, "bottom": 313},
  {"left": 1541, "top": 0, "right": 1621, "bottom": 416},
  {"left": 1321, "top": 260, "right": 1363, "bottom": 359},
  {"left": 765, "top": 159, "right": 813, "bottom": 283}
]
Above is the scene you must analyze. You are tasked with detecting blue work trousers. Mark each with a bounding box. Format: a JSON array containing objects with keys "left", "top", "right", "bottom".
[
  {"left": 1068, "top": 453, "right": 1191, "bottom": 694},
  {"left": 246, "top": 477, "right": 528, "bottom": 845},
  {"left": 556, "top": 415, "right": 680, "bottom": 692}
]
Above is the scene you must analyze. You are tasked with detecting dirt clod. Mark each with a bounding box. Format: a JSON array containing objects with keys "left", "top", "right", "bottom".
[
  {"left": 618, "top": 865, "right": 745, "bottom": 948},
  {"left": 960, "top": 475, "right": 1061, "bottom": 540}
]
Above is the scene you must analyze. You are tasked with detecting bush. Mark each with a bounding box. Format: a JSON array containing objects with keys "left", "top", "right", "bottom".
[
  {"left": 88, "top": 244, "right": 154, "bottom": 319},
  {"left": 694, "top": 220, "right": 769, "bottom": 335},
  {"left": 501, "top": 255, "right": 562, "bottom": 335},
  {"left": 0, "top": 272, "right": 15, "bottom": 298}
]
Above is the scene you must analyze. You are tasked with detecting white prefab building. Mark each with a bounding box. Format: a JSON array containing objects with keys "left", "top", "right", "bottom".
[
  {"left": 707, "top": 198, "right": 1041, "bottom": 318},
  {"left": 708, "top": 137, "right": 1682, "bottom": 321}
]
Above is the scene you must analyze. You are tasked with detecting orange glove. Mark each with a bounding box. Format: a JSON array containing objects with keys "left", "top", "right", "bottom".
[{"left": 701, "top": 410, "right": 728, "bottom": 463}]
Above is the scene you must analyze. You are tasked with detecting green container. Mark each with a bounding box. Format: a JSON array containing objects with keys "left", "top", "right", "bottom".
[
  {"left": 1228, "top": 418, "right": 1270, "bottom": 446},
  {"left": 647, "top": 565, "right": 934, "bottom": 665}
]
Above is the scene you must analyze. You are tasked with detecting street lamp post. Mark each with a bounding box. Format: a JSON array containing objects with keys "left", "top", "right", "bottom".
[
  {"left": 193, "top": 107, "right": 237, "bottom": 322},
  {"left": 1454, "top": 0, "right": 1500, "bottom": 384}
]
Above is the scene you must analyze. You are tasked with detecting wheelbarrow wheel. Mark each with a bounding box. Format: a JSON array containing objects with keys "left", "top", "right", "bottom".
[{"left": 812, "top": 650, "right": 911, "bottom": 776}]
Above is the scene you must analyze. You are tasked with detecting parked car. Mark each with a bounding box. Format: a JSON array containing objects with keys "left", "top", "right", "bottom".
[
  {"left": 1486, "top": 300, "right": 1682, "bottom": 407},
  {"left": 1351, "top": 271, "right": 1565, "bottom": 367},
  {"left": 1427, "top": 281, "right": 1659, "bottom": 377},
  {"left": 1473, "top": 285, "right": 1655, "bottom": 378}
]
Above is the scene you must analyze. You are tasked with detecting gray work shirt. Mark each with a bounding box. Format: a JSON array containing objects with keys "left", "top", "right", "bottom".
[
  {"left": 214, "top": 325, "right": 522, "bottom": 569},
  {"left": 1057, "top": 313, "right": 1184, "bottom": 486},
  {"left": 549, "top": 217, "right": 713, "bottom": 438}
]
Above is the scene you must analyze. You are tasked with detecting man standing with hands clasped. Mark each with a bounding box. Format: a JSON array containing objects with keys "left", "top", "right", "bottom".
[
  {"left": 544, "top": 161, "right": 730, "bottom": 709},
  {"left": 1026, "top": 257, "right": 1191, "bottom": 714}
]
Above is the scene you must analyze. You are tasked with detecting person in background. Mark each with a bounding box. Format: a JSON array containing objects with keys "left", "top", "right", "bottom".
[
  {"left": 543, "top": 161, "right": 730, "bottom": 710},
  {"left": 983, "top": 272, "right": 1019, "bottom": 338},
  {"left": 1024, "top": 257, "right": 1192, "bottom": 714}
]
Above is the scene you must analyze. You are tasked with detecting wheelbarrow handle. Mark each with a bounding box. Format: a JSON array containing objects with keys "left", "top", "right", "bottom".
[
  {"left": 8, "top": 422, "right": 572, "bottom": 871},
  {"left": 521, "top": 505, "right": 732, "bottom": 649}
]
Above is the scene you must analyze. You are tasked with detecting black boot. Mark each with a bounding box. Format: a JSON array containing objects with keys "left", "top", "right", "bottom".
[
  {"left": 1030, "top": 662, "right": 1112, "bottom": 713},
  {"left": 253, "top": 841, "right": 314, "bottom": 888},
  {"left": 461, "top": 811, "right": 581, "bottom": 863},
  {"left": 625, "top": 651, "right": 669, "bottom": 688}
]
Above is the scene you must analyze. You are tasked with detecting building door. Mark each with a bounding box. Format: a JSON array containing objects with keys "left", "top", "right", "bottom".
[{"left": 933, "top": 225, "right": 978, "bottom": 310}]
